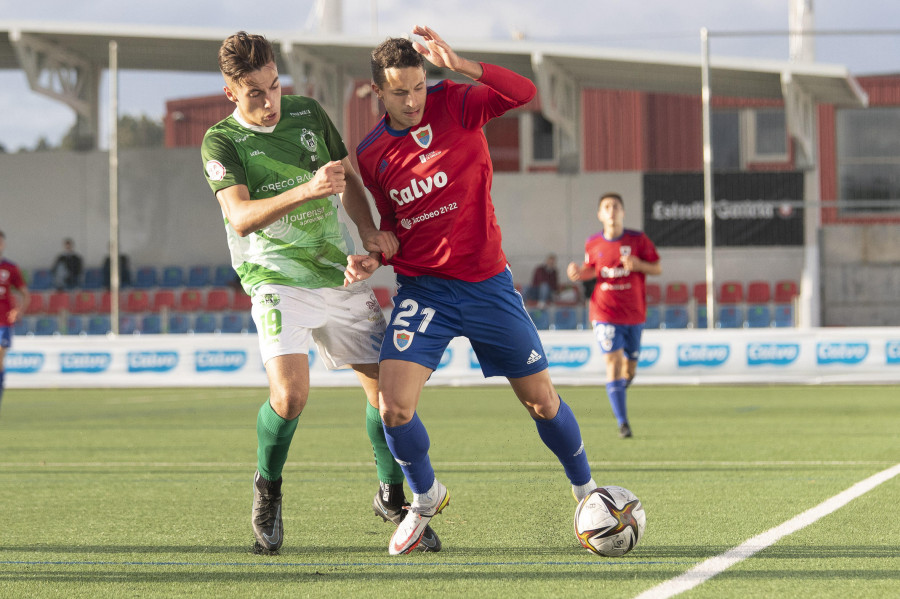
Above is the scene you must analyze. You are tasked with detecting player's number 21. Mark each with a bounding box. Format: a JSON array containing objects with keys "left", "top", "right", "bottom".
[{"left": 392, "top": 299, "right": 435, "bottom": 333}]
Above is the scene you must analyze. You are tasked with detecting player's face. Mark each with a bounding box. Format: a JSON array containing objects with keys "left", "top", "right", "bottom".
[
  {"left": 374, "top": 66, "right": 428, "bottom": 129},
  {"left": 598, "top": 197, "right": 625, "bottom": 232},
  {"left": 224, "top": 62, "right": 282, "bottom": 127}
]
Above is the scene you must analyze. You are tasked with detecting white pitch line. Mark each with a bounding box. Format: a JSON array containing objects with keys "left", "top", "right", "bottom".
[{"left": 634, "top": 462, "right": 900, "bottom": 599}]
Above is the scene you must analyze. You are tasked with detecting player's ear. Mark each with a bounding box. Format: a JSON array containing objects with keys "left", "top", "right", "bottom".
[
  {"left": 223, "top": 83, "right": 239, "bottom": 104},
  {"left": 370, "top": 82, "right": 382, "bottom": 101}
]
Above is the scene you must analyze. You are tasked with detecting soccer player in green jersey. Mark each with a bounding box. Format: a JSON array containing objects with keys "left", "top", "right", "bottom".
[{"left": 201, "top": 31, "right": 440, "bottom": 555}]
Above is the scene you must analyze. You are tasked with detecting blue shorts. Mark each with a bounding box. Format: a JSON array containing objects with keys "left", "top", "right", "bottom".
[
  {"left": 381, "top": 268, "right": 549, "bottom": 378},
  {"left": 592, "top": 321, "right": 644, "bottom": 361},
  {"left": 0, "top": 326, "right": 11, "bottom": 349}
]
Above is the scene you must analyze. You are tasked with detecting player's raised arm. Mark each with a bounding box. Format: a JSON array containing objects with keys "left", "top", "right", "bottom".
[{"left": 411, "top": 25, "right": 483, "bottom": 80}]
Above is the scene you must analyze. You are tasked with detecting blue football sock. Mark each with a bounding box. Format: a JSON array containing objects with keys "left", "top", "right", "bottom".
[
  {"left": 383, "top": 412, "right": 434, "bottom": 494},
  {"left": 534, "top": 398, "right": 592, "bottom": 486},
  {"left": 605, "top": 379, "right": 628, "bottom": 425}
]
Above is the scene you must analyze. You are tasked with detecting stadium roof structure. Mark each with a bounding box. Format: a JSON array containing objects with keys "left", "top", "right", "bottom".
[{"left": 0, "top": 20, "right": 869, "bottom": 153}]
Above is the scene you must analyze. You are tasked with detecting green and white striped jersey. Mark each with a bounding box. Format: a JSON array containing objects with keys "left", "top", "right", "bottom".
[{"left": 201, "top": 95, "right": 355, "bottom": 295}]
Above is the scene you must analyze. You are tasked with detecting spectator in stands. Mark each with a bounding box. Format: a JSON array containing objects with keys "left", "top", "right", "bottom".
[
  {"left": 526, "top": 253, "right": 559, "bottom": 307},
  {"left": 52, "top": 238, "right": 83, "bottom": 290},
  {"left": 102, "top": 250, "right": 132, "bottom": 289},
  {"left": 0, "top": 230, "right": 30, "bottom": 413},
  {"left": 567, "top": 192, "right": 661, "bottom": 439}
]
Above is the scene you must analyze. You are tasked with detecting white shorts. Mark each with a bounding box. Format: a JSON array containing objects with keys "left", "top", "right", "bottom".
[{"left": 250, "top": 282, "right": 386, "bottom": 370}]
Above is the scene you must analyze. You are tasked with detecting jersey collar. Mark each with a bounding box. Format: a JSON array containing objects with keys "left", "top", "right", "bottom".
[{"left": 232, "top": 108, "right": 277, "bottom": 134}]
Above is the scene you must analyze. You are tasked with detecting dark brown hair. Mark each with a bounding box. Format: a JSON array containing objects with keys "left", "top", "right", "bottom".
[
  {"left": 599, "top": 192, "right": 624, "bottom": 208},
  {"left": 370, "top": 37, "right": 425, "bottom": 87},
  {"left": 218, "top": 31, "right": 276, "bottom": 84}
]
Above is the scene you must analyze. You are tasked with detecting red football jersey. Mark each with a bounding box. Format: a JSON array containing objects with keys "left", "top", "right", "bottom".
[
  {"left": 584, "top": 229, "right": 660, "bottom": 325},
  {"left": 356, "top": 63, "right": 535, "bottom": 282},
  {"left": 0, "top": 259, "right": 26, "bottom": 327}
]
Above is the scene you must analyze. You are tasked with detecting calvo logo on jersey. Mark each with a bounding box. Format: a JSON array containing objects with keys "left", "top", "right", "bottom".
[
  {"left": 816, "top": 342, "right": 868, "bottom": 365},
  {"left": 677, "top": 344, "right": 729, "bottom": 368},
  {"left": 638, "top": 345, "right": 660, "bottom": 368},
  {"left": 5, "top": 352, "right": 44, "bottom": 373},
  {"left": 411, "top": 124, "right": 433, "bottom": 149},
  {"left": 393, "top": 330, "right": 414, "bottom": 352}
]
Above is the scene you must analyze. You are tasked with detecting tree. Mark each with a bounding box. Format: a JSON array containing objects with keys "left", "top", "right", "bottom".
[{"left": 58, "top": 114, "right": 164, "bottom": 150}]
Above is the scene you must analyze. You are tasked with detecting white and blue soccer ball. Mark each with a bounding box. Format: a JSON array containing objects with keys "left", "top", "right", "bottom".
[{"left": 574, "top": 485, "right": 646, "bottom": 557}]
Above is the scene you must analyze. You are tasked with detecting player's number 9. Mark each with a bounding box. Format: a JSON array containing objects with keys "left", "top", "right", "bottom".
[{"left": 260, "top": 309, "right": 282, "bottom": 339}]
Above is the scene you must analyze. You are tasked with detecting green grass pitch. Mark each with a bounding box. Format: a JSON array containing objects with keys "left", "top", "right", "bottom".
[{"left": 0, "top": 384, "right": 898, "bottom": 598}]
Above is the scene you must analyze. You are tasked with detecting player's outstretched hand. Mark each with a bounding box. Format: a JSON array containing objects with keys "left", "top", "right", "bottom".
[
  {"left": 308, "top": 160, "right": 346, "bottom": 199},
  {"left": 344, "top": 253, "right": 380, "bottom": 286}
]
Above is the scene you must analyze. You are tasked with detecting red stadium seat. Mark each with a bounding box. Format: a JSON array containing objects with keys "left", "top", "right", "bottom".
[
  {"left": 746, "top": 281, "right": 772, "bottom": 304},
  {"left": 72, "top": 291, "right": 98, "bottom": 314},
  {"left": 47, "top": 291, "right": 72, "bottom": 315},
  {"left": 774, "top": 280, "right": 799, "bottom": 303},
  {"left": 26, "top": 292, "right": 47, "bottom": 315},
  {"left": 99, "top": 292, "right": 112, "bottom": 313},
  {"left": 205, "top": 288, "right": 230, "bottom": 311},
  {"left": 718, "top": 281, "right": 744, "bottom": 304},
  {"left": 151, "top": 289, "right": 177, "bottom": 313},
  {"left": 645, "top": 283, "right": 662, "bottom": 306},
  {"left": 692, "top": 282, "right": 708, "bottom": 304},
  {"left": 177, "top": 288, "right": 204, "bottom": 312},
  {"left": 664, "top": 282, "right": 689, "bottom": 305},
  {"left": 232, "top": 291, "right": 252, "bottom": 311},
  {"left": 124, "top": 290, "right": 150, "bottom": 313}
]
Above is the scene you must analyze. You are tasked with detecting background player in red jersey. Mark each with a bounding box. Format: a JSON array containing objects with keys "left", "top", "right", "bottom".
[
  {"left": 351, "top": 26, "right": 597, "bottom": 555},
  {"left": 567, "top": 193, "right": 661, "bottom": 438},
  {"left": 0, "top": 230, "right": 30, "bottom": 412}
]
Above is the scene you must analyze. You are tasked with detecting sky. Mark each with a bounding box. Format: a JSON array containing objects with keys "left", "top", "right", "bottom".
[{"left": 1, "top": 0, "right": 899, "bottom": 150}]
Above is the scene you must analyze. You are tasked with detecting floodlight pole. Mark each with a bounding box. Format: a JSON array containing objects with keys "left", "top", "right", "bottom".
[
  {"left": 109, "top": 40, "right": 120, "bottom": 335},
  {"left": 700, "top": 28, "right": 715, "bottom": 330}
]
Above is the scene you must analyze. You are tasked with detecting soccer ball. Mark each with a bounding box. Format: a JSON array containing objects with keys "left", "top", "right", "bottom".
[{"left": 574, "top": 486, "right": 646, "bottom": 557}]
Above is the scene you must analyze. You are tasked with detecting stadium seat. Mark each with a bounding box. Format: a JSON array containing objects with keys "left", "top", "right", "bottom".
[
  {"left": 372, "top": 286, "right": 395, "bottom": 309},
  {"left": 34, "top": 316, "right": 59, "bottom": 336},
  {"left": 663, "top": 306, "right": 689, "bottom": 329},
  {"left": 774, "top": 280, "right": 799, "bottom": 303},
  {"left": 168, "top": 313, "right": 191, "bottom": 334},
  {"left": 746, "top": 281, "right": 771, "bottom": 304},
  {"left": 30, "top": 269, "right": 54, "bottom": 291},
  {"left": 125, "top": 290, "right": 150, "bottom": 313},
  {"left": 13, "top": 317, "right": 34, "bottom": 336},
  {"left": 718, "top": 281, "right": 744, "bottom": 304},
  {"left": 747, "top": 305, "right": 771, "bottom": 328},
  {"left": 133, "top": 266, "right": 159, "bottom": 289},
  {"left": 528, "top": 308, "right": 551, "bottom": 330},
  {"left": 26, "top": 292, "right": 46, "bottom": 315},
  {"left": 46, "top": 292, "right": 72, "bottom": 315},
  {"left": 193, "top": 313, "right": 218, "bottom": 334},
  {"left": 232, "top": 291, "right": 252, "bottom": 311},
  {"left": 221, "top": 312, "right": 245, "bottom": 333},
  {"left": 151, "top": 289, "right": 177, "bottom": 313},
  {"left": 717, "top": 305, "right": 744, "bottom": 328},
  {"left": 82, "top": 267, "right": 105, "bottom": 290},
  {"left": 696, "top": 304, "right": 708, "bottom": 328},
  {"left": 664, "top": 282, "right": 689, "bottom": 305},
  {"left": 645, "top": 305, "right": 661, "bottom": 329},
  {"left": 65, "top": 315, "right": 85, "bottom": 335},
  {"left": 773, "top": 304, "right": 795, "bottom": 327},
  {"left": 99, "top": 291, "right": 113, "bottom": 313},
  {"left": 141, "top": 314, "right": 162, "bottom": 334},
  {"left": 178, "top": 288, "right": 204, "bottom": 312},
  {"left": 205, "top": 288, "right": 230, "bottom": 311},
  {"left": 119, "top": 314, "right": 139, "bottom": 335},
  {"left": 72, "top": 291, "right": 98, "bottom": 314},
  {"left": 188, "top": 265, "right": 211, "bottom": 287},
  {"left": 213, "top": 264, "right": 236, "bottom": 287},
  {"left": 692, "top": 282, "right": 708, "bottom": 305},
  {"left": 553, "top": 306, "right": 581, "bottom": 330},
  {"left": 87, "top": 315, "right": 110, "bottom": 335},
  {"left": 160, "top": 265, "right": 186, "bottom": 288},
  {"left": 645, "top": 283, "right": 662, "bottom": 306}
]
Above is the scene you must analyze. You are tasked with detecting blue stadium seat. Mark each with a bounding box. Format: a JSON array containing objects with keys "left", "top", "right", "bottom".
[
  {"left": 717, "top": 305, "right": 744, "bottom": 328},
  {"left": 645, "top": 305, "right": 660, "bottom": 329},
  {"left": 66, "top": 315, "right": 85, "bottom": 335},
  {"left": 188, "top": 265, "right": 211, "bottom": 288},
  {"left": 663, "top": 306, "right": 689, "bottom": 329},
  {"left": 14, "top": 317, "right": 34, "bottom": 336},
  {"left": 553, "top": 306, "right": 580, "bottom": 330},
  {"left": 193, "top": 313, "right": 218, "bottom": 333},
  {"left": 168, "top": 313, "right": 190, "bottom": 334},
  {"left": 528, "top": 308, "right": 550, "bottom": 330},
  {"left": 160, "top": 265, "right": 185, "bottom": 288},
  {"left": 30, "top": 269, "right": 53, "bottom": 291},
  {"left": 82, "top": 267, "right": 105, "bottom": 290},
  {"left": 247, "top": 315, "right": 257, "bottom": 334},
  {"left": 773, "top": 304, "right": 794, "bottom": 327},
  {"left": 746, "top": 305, "right": 771, "bottom": 328},
  {"left": 141, "top": 314, "right": 162, "bottom": 335},
  {"left": 87, "top": 315, "right": 111, "bottom": 335},
  {"left": 213, "top": 264, "right": 236, "bottom": 287},
  {"left": 220, "top": 312, "right": 245, "bottom": 333},
  {"left": 133, "top": 266, "right": 159, "bottom": 289},
  {"left": 34, "top": 316, "right": 59, "bottom": 336},
  {"left": 119, "top": 314, "right": 139, "bottom": 335},
  {"left": 696, "top": 305, "right": 708, "bottom": 329}
]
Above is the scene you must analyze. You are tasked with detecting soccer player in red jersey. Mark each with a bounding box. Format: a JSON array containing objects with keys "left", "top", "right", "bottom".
[
  {"left": 0, "top": 230, "right": 30, "bottom": 412},
  {"left": 567, "top": 193, "right": 661, "bottom": 439},
  {"left": 351, "top": 26, "right": 596, "bottom": 555}
]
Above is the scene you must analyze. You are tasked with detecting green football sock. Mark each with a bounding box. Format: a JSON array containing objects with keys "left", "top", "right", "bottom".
[
  {"left": 366, "top": 402, "right": 404, "bottom": 485},
  {"left": 256, "top": 399, "right": 299, "bottom": 482}
]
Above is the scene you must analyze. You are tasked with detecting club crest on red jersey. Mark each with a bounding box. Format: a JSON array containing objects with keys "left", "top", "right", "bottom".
[
  {"left": 410, "top": 124, "right": 433, "bottom": 149},
  {"left": 393, "top": 329, "right": 414, "bottom": 351}
]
